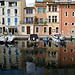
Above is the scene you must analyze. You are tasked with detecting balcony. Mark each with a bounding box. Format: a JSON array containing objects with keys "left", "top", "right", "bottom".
[
  {"left": 54, "top": 0, "right": 72, "bottom": 2},
  {"left": 20, "top": 21, "right": 33, "bottom": 24},
  {"left": 9, "top": 2, "right": 17, "bottom": 7},
  {"left": 0, "top": 1, "right": 5, "bottom": 7}
]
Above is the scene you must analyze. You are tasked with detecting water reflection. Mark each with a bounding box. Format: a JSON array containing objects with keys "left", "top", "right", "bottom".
[{"left": 0, "top": 41, "right": 75, "bottom": 75}]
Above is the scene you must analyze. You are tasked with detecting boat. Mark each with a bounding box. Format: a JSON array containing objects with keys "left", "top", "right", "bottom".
[
  {"left": 43, "top": 37, "right": 49, "bottom": 42},
  {"left": 28, "top": 34, "right": 39, "bottom": 42},
  {"left": 0, "top": 35, "right": 6, "bottom": 43},
  {"left": 5, "top": 34, "right": 16, "bottom": 44},
  {"left": 52, "top": 34, "right": 66, "bottom": 42}
]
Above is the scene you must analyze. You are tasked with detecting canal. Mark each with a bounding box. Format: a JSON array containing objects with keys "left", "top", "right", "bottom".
[{"left": 0, "top": 40, "right": 75, "bottom": 75}]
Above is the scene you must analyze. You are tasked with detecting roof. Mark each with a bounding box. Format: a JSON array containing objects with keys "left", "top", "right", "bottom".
[{"left": 24, "top": 7, "right": 35, "bottom": 9}]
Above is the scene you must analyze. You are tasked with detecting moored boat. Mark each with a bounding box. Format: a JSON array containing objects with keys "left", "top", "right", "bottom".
[
  {"left": 28, "top": 34, "right": 39, "bottom": 43},
  {"left": 52, "top": 34, "right": 66, "bottom": 42},
  {"left": 43, "top": 37, "right": 49, "bottom": 42}
]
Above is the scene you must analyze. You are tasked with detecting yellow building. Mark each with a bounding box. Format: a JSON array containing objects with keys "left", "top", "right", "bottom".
[
  {"left": 46, "top": 1, "right": 59, "bottom": 35},
  {"left": 19, "top": 7, "right": 35, "bottom": 35}
]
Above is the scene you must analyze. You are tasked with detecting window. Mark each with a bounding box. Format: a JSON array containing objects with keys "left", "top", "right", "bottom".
[
  {"left": 2, "top": 8, "right": 4, "bottom": 15},
  {"left": 64, "top": 49, "right": 67, "bottom": 52},
  {"left": 72, "top": 23, "right": 74, "bottom": 25},
  {"left": 72, "top": 12, "right": 74, "bottom": 16},
  {"left": 52, "top": 5, "right": 57, "bottom": 12},
  {"left": 38, "top": 18, "right": 45, "bottom": 24},
  {"left": 70, "top": 57, "right": 73, "bottom": 62},
  {"left": 49, "top": 5, "right": 51, "bottom": 12},
  {"left": 31, "top": 9, "right": 33, "bottom": 13},
  {"left": 44, "top": 27, "right": 47, "bottom": 33},
  {"left": 52, "top": 16, "right": 57, "bottom": 23},
  {"left": 49, "top": 16, "right": 51, "bottom": 23},
  {"left": 22, "top": 26, "right": 25, "bottom": 32},
  {"left": 7, "top": 9, "right": 10, "bottom": 16},
  {"left": 8, "top": 18, "right": 10, "bottom": 25},
  {"left": 70, "top": 49, "right": 74, "bottom": 52},
  {"left": 37, "top": 7, "right": 46, "bottom": 14},
  {"left": 0, "top": 27, "right": 2, "bottom": 33},
  {"left": 0, "top": 1, "right": 4, "bottom": 6},
  {"left": 9, "top": 2, "right": 17, "bottom": 7},
  {"left": 14, "top": 18, "right": 17, "bottom": 25},
  {"left": 26, "top": 17, "right": 33, "bottom": 24},
  {"left": 65, "top": 12, "right": 68, "bottom": 16},
  {"left": 36, "top": 27, "right": 39, "bottom": 33},
  {"left": 65, "top": 5, "right": 70, "bottom": 8},
  {"left": 56, "top": 27, "right": 59, "bottom": 33},
  {"left": 14, "top": 9, "right": 17, "bottom": 16},
  {"left": 63, "top": 57, "right": 67, "bottom": 61},
  {"left": 55, "top": 16, "right": 57, "bottom": 22},
  {"left": 26, "top": 9, "right": 28, "bottom": 14},
  {"left": 2, "top": 18, "right": 4, "bottom": 24},
  {"left": 22, "top": 42, "right": 25, "bottom": 47},
  {"left": 65, "top": 23, "right": 68, "bottom": 26},
  {"left": 43, "top": 8, "right": 46, "bottom": 13}
]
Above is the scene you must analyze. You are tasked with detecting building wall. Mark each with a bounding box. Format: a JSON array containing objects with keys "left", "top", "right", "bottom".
[
  {"left": 59, "top": 4, "right": 75, "bottom": 36},
  {"left": 58, "top": 42, "right": 75, "bottom": 67},
  {"left": 47, "top": 4, "right": 59, "bottom": 35},
  {"left": 19, "top": 8, "right": 35, "bottom": 35},
  {"left": 34, "top": 2, "right": 48, "bottom": 36},
  {"left": 0, "top": 0, "right": 22, "bottom": 34}
]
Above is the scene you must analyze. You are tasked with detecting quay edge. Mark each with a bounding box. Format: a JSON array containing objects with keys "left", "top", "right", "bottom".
[{"left": 14, "top": 35, "right": 75, "bottom": 40}]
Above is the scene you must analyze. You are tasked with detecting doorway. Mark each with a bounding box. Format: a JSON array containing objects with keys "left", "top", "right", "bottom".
[
  {"left": 49, "top": 27, "right": 52, "bottom": 35},
  {"left": 27, "top": 26, "right": 30, "bottom": 34}
]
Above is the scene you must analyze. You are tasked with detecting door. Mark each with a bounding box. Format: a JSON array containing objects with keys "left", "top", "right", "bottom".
[
  {"left": 49, "top": 27, "right": 51, "bottom": 35},
  {"left": 27, "top": 26, "right": 30, "bottom": 34},
  {"left": 12, "top": 29, "right": 14, "bottom": 34}
]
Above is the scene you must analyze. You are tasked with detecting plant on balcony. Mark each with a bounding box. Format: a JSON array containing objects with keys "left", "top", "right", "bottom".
[
  {"left": 35, "top": 22, "right": 38, "bottom": 24},
  {"left": 34, "top": 16, "right": 38, "bottom": 24},
  {"left": 44, "top": 21, "right": 47, "bottom": 24}
]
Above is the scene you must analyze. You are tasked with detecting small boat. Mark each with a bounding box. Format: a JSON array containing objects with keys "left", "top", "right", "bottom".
[
  {"left": 0, "top": 35, "right": 6, "bottom": 43},
  {"left": 52, "top": 34, "right": 66, "bottom": 42},
  {"left": 28, "top": 34, "right": 39, "bottom": 42},
  {"left": 43, "top": 37, "right": 49, "bottom": 42},
  {"left": 5, "top": 34, "right": 16, "bottom": 44}
]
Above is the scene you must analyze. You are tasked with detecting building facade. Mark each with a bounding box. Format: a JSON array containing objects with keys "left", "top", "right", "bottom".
[
  {"left": 58, "top": 0, "right": 75, "bottom": 36},
  {"left": 0, "top": 0, "right": 26, "bottom": 35},
  {"left": 46, "top": 0, "right": 59, "bottom": 35},
  {"left": 34, "top": 0, "right": 48, "bottom": 36},
  {"left": 19, "top": 7, "right": 35, "bottom": 35}
]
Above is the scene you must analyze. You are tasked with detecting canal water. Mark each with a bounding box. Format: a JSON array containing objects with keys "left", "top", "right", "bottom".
[{"left": 0, "top": 40, "right": 75, "bottom": 75}]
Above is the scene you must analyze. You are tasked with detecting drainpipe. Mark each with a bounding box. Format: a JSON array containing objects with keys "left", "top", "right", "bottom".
[{"left": 61, "top": 3, "right": 62, "bottom": 35}]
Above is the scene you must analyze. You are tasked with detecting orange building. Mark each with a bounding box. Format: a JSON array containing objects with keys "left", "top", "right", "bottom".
[
  {"left": 58, "top": 42, "right": 75, "bottom": 67},
  {"left": 34, "top": 0, "right": 48, "bottom": 36},
  {"left": 59, "top": 2, "right": 75, "bottom": 36}
]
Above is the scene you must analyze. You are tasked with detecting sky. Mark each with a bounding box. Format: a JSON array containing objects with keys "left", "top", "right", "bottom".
[{"left": 26, "top": 0, "right": 43, "bottom": 7}]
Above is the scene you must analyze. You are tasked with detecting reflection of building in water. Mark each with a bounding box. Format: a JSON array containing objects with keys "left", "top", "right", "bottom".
[
  {"left": 19, "top": 40, "right": 58, "bottom": 68},
  {"left": 58, "top": 42, "right": 75, "bottom": 67},
  {"left": 0, "top": 45, "right": 22, "bottom": 70},
  {"left": 46, "top": 42, "right": 58, "bottom": 68}
]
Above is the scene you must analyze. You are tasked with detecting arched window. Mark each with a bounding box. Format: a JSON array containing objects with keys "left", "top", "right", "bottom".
[
  {"left": 44, "top": 27, "right": 47, "bottom": 33},
  {"left": 56, "top": 27, "right": 59, "bottom": 33},
  {"left": 36, "top": 27, "right": 39, "bottom": 33}
]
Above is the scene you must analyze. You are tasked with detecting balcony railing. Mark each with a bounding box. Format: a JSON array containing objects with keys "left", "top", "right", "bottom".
[
  {"left": 54, "top": 0, "right": 72, "bottom": 2},
  {"left": 20, "top": 21, "right": 33, "bottom": 24},
  {"left": 0, "top": 1, "right": 5, "bottom": 6}
]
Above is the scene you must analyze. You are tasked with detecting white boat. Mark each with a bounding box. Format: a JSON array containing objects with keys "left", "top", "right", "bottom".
[
  {"left": 0, "top": 35, "right": 6, "bottom": 43},
  {"left": 5, "top": 34, "right": 16, "bottom": 43},
  {"left": 52, "top": 34, "right": 66, "bottom": 42}
]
